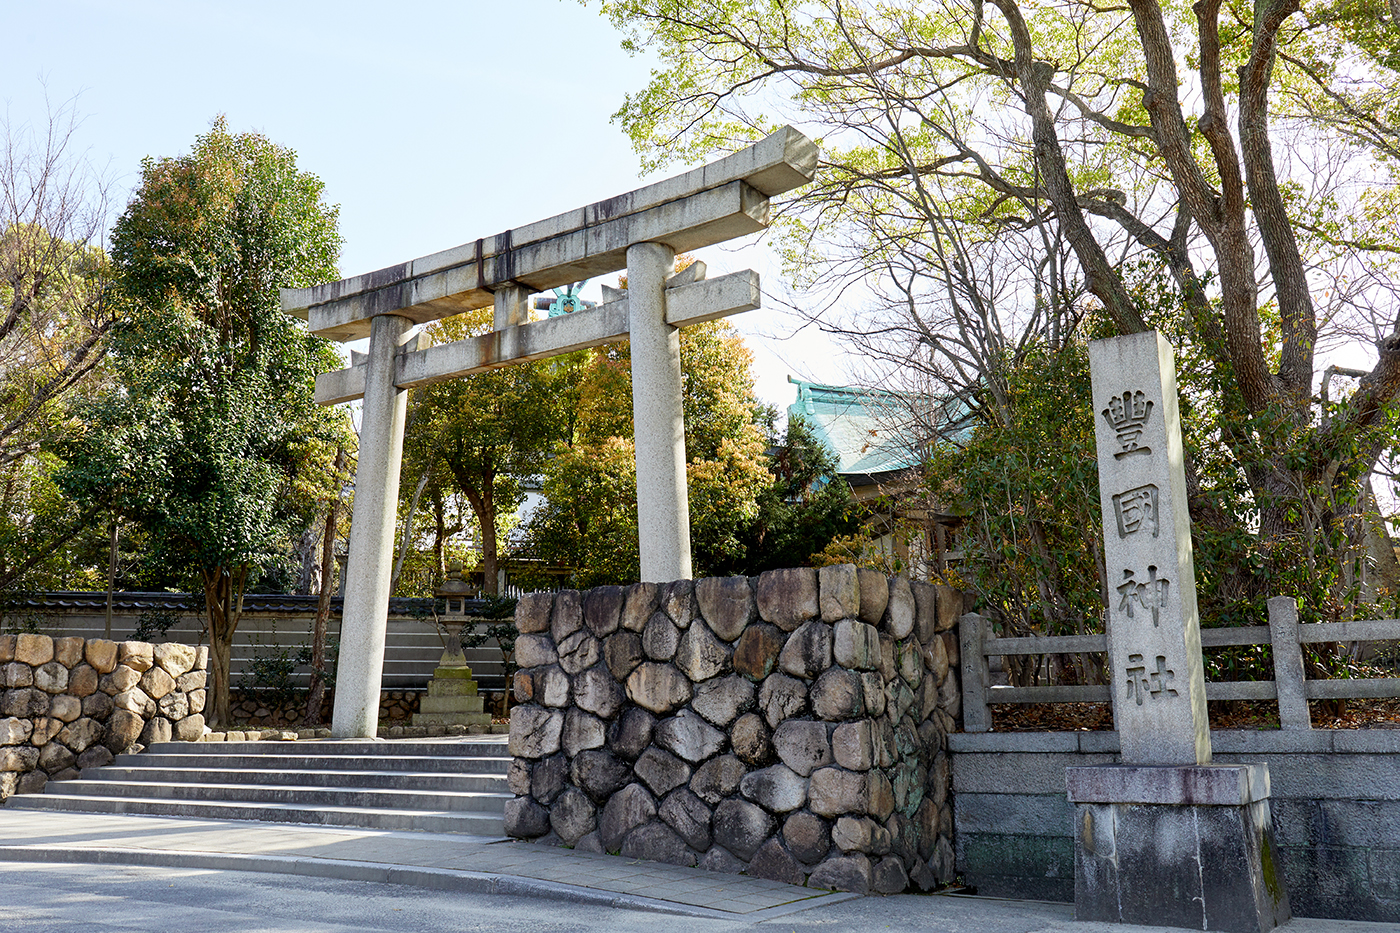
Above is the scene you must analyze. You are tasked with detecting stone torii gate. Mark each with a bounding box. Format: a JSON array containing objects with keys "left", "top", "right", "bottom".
[{"left": 281, "top": 127, "right": 818, "bottom": 738}]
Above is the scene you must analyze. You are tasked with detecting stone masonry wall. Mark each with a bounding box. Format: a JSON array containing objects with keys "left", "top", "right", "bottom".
[
  {"left": 225, "top": 688, "right": 427, "bottom": 728},
  {"left": 949, "top": 730, "right": 1400, "bottom": 922},
  {"left": 504, "top": 565, "right": 963, "bottom": 895},
  {"left": 0, "top": 633, "right": 207, "bottom": 800}
]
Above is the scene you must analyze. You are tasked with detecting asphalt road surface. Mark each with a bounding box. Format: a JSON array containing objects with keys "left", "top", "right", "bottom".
[
  {"left": 0, "top": 861, "right": 1076, "bottom": 933},
  {"left": 1, "top": 862, "right": 1388, "bottom": 933}
]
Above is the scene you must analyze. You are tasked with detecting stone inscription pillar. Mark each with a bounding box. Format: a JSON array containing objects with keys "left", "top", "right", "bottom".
[
  {"left": 1089, "top": 330, "right": 1210, "bottom": 766},
  {"left": 626, "top": 241, "right": 693, "bottom": 583},
  {"left": 1072, "top": 331, "right": 1289, "bottom": 933},
  {"left": 332, "top": 313, "right": 413, "bottom": 738}
]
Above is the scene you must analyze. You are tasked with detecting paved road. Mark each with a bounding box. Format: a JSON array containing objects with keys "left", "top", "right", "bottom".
[
  {"left": 0, "top": 861, "right": 1062, "bottom": 932},
  {"left": 4, "top": 862, "right": 1393, "bottom": 933}
]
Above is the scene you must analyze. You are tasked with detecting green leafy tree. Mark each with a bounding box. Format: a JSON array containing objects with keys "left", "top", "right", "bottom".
[
  {"left": 601, "top": 0, "right": 1400, "bottom": 623},
  {"left": 523, "top": 319, "right": 770, "bottom": 586},
  {"left": 720, "top": 414, "right": 861, "bottom": 575},
  {"left": 0, "top": 452, "right": 110, "bottom": 595},
  {"left": 400, "top": 308, "right": 584, "bottom": 596},
  {"left": 59, "top": 117, "right": 347, "bottom": 728},
  {"left": 924, "top": 343, "right": 1103, "bottom": 683},
  {"left": 0, "top": 102, "right": 120, "bottom": 594}
]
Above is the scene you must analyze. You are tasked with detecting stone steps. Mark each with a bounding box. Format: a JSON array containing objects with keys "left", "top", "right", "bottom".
[
  {"left": 90, "top": 767, "right": 507, "bottom": 793},
  {"left": 141, "top": 739, "right": 509, "bottom": 757},
  {"left": 3, "top": 737, "right": 513, "bottom": 834},
  {"left": 46, "top": 779, "right": 512, "bottom": 812},
  {"left": 122, "top": 749, "right": 512, "bottom": 774},
  {"left": 5, "top": 794, "right": 506, "bottom": 833}
]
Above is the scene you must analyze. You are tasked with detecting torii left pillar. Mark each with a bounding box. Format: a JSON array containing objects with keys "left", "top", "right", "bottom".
[
  {"left": 332, "top": 313, "right": 413, "bottom": 738},
  {"left": 331, "top": 260, "right": 693, "bottom": 737}
]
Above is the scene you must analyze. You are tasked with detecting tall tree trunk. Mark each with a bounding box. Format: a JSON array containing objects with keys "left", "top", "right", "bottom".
[
  {"left": 463, "top": 481, "right": 499, "bottom": 597},
  {"left": 104, "top": 516, "right": 118, "bottom": 639},
  {"left": 202, "top": 564, "right": 246, "bottom": 730},
  {"left": 433, "top": 492, "right": 447, "bottom": 584},
  {"left": 305, "top": 447, "right": 345, "bottom": 727},
  {"left": 203, "top": 570, "right": 232, "bottom": 729},
  {"left": 481, "top": 486, "right": 499, "bottom": 597},
  {"left": 294, "top": 524, "right": 321, "bottom": 596},
  {"left": 390, "top": 464, "right": 434, "bottom": 596}
]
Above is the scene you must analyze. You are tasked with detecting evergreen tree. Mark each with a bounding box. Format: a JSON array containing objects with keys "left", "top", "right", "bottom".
[{"left": 60, "top": 118, "right": 348, "bottom": 727}]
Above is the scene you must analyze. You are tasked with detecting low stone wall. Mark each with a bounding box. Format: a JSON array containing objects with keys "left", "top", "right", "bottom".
[
  {"left": 225, "top": 688, "right": 429, "bottom": 727},
  {"left": 6, "top": 592, "right": 505, "bottom": 690},
  {"left": 0, "top": 633, "right": 207, "bottom": 799},
  {"left": 224, "top": 688, "right": 509, "bottom": 730},
  {"left": 226, "top": 689, "right": 333, "bottom": 728},
  {"left": 196, "top": 721, "right": 508, "bottom": 741},
  {"left": 950, "top": 730, "right": 1400, "bottom": 922},
  {"left": 504, "top": 566, "right": 963, "bottom": 894}
]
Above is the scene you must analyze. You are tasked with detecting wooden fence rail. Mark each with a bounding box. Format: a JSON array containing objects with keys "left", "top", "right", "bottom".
[{"left": 959, "top": 596, "right": 1400, "bottom": 732}]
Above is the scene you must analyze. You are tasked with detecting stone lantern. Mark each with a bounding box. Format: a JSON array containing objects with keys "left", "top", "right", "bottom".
[
  {"left": 411, "top": 563, "right": 491, "bottom": 730},
  {"left": 437, "top": 561, "right": 475, "bottom": 621}
]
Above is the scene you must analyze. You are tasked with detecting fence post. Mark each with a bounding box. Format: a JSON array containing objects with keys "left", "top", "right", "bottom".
[
  {"left": 959, "top": 611, "right": 992, "bottom": 732},
  {"left": 1267, "top": 596, "right": 1312, "bottom": 730}
]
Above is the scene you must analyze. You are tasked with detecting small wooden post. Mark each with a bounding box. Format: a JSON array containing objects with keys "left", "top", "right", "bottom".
[
  {"left": 1267, "top": 596, "right": 1312, "bottom": 730},
  {"left": 959, "top": 611, "right": 992, "bottom": 732}
]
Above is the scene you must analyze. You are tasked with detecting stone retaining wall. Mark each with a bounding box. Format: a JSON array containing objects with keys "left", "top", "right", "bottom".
[
  {"left": 7, "top": 593, "right": 504, "bottom": 690},
  {"left": 225, "top": 688, "right": 430, "bottom": 727},
  {"left": 0, "top": 633, "right": 207, "bottom": 799},
  {"left": 224, "top": 688, "right": 508, "bottom": 728},
  {"left": 504, "top": 566, "right": 964, "bottom": 894},
  {"left": 950, "top": 730, "right": 1400, "bottom": 922}
]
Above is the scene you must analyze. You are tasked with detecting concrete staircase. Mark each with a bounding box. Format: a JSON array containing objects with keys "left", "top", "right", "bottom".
[{"left": 3, "top": 737, "right": 513, "bottom": 835}]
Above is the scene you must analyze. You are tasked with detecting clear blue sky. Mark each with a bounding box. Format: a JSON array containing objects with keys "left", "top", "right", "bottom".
[{"left": 3, "top": 0, "right": 851, "bottom": 410}]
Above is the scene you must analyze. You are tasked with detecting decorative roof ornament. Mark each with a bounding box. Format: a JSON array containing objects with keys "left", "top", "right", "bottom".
[{"left": 547, "top": 281, "right": 591, "bottom": 317}]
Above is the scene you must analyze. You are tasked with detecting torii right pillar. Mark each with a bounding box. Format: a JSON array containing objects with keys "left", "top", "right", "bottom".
[
  {"left": 1068, "top": 331, "right": 1290, "bottom": 933},
  {"left": 627, "top": 240, "right": 691, "bottom": 583}
]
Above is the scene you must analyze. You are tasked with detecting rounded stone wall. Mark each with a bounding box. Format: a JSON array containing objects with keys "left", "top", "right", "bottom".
[
  {"left": 505, "top": 565, "right": 962, "bottom": 894},
  {"left": 0, "top": 634, "right": 207, "bottom": 798}
]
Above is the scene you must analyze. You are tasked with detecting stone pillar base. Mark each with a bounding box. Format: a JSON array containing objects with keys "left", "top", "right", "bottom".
[
  {"left": 411, "top": 665, "right": 492, "bottom": 728},
  {"left": 1067, "top": 765, "right": 1290, "bottom": 933}
]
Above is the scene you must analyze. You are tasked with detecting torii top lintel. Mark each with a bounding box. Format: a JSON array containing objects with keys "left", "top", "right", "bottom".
[{"left": 279, "top": 126, "right": 818, "bottom": 343}]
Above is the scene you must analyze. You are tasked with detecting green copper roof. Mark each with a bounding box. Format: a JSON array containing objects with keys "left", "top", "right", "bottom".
[{"left": 786, "top": 377, "right": 971, "bottom": 477}]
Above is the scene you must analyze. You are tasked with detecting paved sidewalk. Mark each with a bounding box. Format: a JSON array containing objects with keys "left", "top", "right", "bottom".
[
  {"left": 0, "top": 809, "right": 851, "bottom": 920},
  {"left": 0, "top": 809, "right": 1394, "bottom": 931}
]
